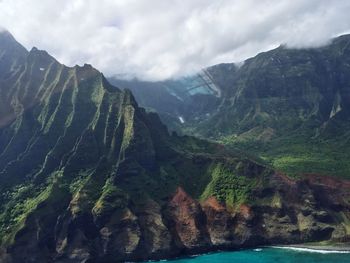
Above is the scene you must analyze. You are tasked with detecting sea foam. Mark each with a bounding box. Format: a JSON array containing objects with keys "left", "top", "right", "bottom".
[{"left": 271, "top": 246, "right": 350, "bottom": 254}]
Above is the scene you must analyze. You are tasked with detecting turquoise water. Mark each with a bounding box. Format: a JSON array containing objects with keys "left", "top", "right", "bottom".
[{"left": 151, "top": 247, "right": 350, "bottom": 263}]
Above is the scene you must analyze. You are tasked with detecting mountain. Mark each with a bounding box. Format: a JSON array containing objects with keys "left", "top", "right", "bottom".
[
  {"left": 110, "top": 35, "right": 350, "bottom": 178},
  {"left": 1, "top": 31, "right": 350, "bottom": 262}
]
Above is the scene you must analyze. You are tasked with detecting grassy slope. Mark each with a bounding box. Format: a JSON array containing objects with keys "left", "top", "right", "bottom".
[
  {"left": 196, "top": 37, "right": 350, "bottom": 180},
  {"left": 221, "top": 133, "right": 350, "bottom": 179}
]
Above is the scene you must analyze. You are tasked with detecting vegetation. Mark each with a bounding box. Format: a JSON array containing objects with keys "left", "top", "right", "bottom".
[
  {"left": 0, "top": 178, "right": 69, "bottom": 245},
  {"left": 1, "top": 30, "right": 350, "bottom": 261},
  {"left": 109, "top": 34, "right": 350, "bottom": 180},
  {"left": 201, "top": 163, "right": 257, "bottom": 207},
  {"left": 92, "top": 178, "right": 129, "bottom": 217},
  {"left": 222, "top": 132, "right": 350, "bottom": 179}
]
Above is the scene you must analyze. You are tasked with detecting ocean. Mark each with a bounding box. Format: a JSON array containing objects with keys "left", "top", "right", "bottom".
[{"left": 146, "top": 247, "right": 350, "bottom": 263}]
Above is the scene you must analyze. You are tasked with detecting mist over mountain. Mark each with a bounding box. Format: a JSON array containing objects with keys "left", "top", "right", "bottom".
[
  {"left": 1, "top": 0, "right": 350, "bottom": 80},
  {"left": 110, "top": 34, "right": 350, "bottom": 177},
  {"left": 1, "top": 30, "right": 350, "bottom": 262}
]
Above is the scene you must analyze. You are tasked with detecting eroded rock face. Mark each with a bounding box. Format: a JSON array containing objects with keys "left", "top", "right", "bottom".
[
  {"left": 202, "top": 197, "right": 234, "bottom": 246},
  {"left": 165, "top": 187, "right": 211, "bottom": 252},
  {"left": 1, "top": 174, "right": 350, "bottom": 263}
]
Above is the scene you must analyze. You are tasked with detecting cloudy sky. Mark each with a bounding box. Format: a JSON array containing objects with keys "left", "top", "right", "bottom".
[{"left": 1, "top": 0, "right": 350, "bottom": 80}]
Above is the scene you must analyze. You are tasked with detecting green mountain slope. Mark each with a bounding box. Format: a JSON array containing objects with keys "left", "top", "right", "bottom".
[
  {"left": 0, "top": 31, "right": 263, "bottom": 262},
  {"left": 203, "top": 36, "right": 350, "bottom": 178},
  {"left": 0, "top": 31, "right": 350, "bottom": 262},
  {"left": 110, "top": 35, "right": 350, "bottom": 178}
]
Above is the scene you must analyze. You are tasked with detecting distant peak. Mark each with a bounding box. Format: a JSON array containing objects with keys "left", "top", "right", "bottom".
[
  {"left": 74, "top": 63, "right": 94, "bottom": 70},
  {"left": 335, "top": 33, "right": 350, "bottom": 39},
  {"left": 29, "top": 47, "right": 51, "bottom": 56},
  {"left": 332, "top": 33, "right": 350, "bottom": 43},
  {"left": 0, "top": 27, "right": 11, "bottom": 35},
  {"left": 83, "top": 63, "right": 93, "bottom": 68},
  {"left": 0, "top": 29, "right": 28, "bottom": 62},
  {"left": 0, "top": 29, "right": 18, "bottom": 42},
  {"left": 29, "top": 47, "right": 52, "bottom": 58}
]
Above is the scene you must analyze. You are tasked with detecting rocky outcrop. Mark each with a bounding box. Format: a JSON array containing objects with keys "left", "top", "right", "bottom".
[
  {"left": 3, "top": 172, "right": 350, "bottom": 263},
  {"left": 166, "top": 187, "right": 211, "bottom": 252}
]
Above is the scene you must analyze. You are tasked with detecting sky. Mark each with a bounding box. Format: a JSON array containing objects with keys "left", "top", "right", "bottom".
[{"left": 1, "top": 0, "right": 350, "bottom": 81}]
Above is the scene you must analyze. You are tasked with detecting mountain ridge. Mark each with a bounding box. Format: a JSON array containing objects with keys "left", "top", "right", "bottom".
[
  {"left": 0, "top": 31, "right": 350, "bottom": 262},
  {"left": 109, "top": 33, "right": 350, "bottom": 178}
]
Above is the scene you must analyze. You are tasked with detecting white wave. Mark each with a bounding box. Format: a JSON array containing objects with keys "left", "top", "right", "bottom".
[
  {"left": 254, "top": 248, "right": 263, "bottom": 252},
  {"left": 271, "top": 246, "right": 350, "bottom": 254}
]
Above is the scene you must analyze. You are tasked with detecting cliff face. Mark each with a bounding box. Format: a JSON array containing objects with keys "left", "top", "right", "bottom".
[
  {"left": 195, "top": 36, "right": 350, "bottom": 139},
  {"left": 110, "top": 35, "right": 350, "bottom": 178},
  {"left": 110, "top": 34, "right": 350, "bottom": 139},
  {"left": 0, "top": 31, "right": 350, "bottom": 263}
]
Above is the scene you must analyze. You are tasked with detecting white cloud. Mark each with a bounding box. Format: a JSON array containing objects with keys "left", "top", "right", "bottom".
[{"left": 0, "top": 0, "right": 350, "bottom": 80}]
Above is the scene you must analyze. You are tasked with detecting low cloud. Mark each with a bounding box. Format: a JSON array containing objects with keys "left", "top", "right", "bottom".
[{"left": 0, "top": 0, "right": 350, "bottom": 80}]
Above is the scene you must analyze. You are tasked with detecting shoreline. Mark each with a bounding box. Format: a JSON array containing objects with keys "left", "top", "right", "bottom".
[
  {"left": 144, "top": 244, "right": 350, "bottom": 262},
  {"left": 270, "top": 243, "right": 350, "bottom": 253},
  {"left": 147, "top": 243, "right": 350, "bottom": 261}
]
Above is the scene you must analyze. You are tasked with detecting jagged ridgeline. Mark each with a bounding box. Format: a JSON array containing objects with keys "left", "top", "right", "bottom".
[
  {"left": 110, "top": 35, "right": 350, "bottom": 177},
  {"left": 0, "top": 30, "right": 264, "bottom": 262},
  {"left": 1, "top": 31, "right": 350, "bottom": 263}
]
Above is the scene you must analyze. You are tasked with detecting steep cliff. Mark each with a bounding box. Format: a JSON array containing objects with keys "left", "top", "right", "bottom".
[
  {"left": 109, "top": 35, "right": 350, "bottom": 178},
  {"left": 0, "top": 31, "right": 350, "bottom": 263}
]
